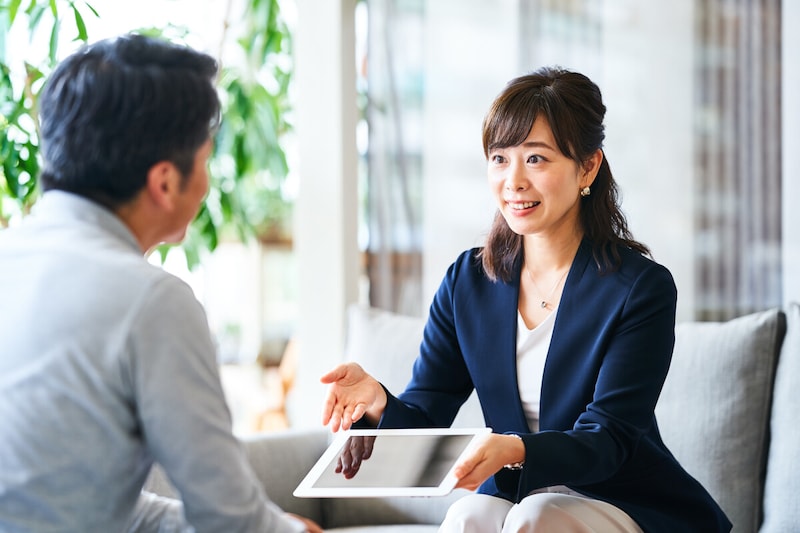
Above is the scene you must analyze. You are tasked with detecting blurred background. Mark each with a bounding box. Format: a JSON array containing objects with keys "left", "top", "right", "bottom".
[{"left": 2, "top": 0, "right": 797, "bottom": 433}]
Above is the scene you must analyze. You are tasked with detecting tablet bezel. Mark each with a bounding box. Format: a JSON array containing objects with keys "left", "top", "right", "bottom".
[{"left": 293, "top": 427, "right": 491, "bottom": 498}]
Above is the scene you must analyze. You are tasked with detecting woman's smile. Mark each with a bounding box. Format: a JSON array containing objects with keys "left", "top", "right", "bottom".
[{"left": 507, "top": 200, "right": 541, "bottom": 210}]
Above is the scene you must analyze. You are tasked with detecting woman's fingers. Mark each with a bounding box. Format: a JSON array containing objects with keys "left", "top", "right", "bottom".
[
  {"left": 321, "top": 393, "right": 335, "bottom": 426},
  {"left": 321, "top": 387, "right": 347, "bottom": 429},
  {"left": 452, "top": 433, "right": 519, "bottom": 491},
  {"left": 340, "top": 404, "right": 356, "bottom": 431},
  {"left": 320, "top": 364, "right": 357, "bottom": 429},
  {"left": 320, "top": 362, "right": 385, "bottom": 431},
  {"left": 320, "top": 362, "right": 364, "bottom": 385},
  {"left": 452, "top": 456, "right": 493, "bottom": 491},
  {"left": 319, "top": 363, "right": 349, "bottom": 385}
]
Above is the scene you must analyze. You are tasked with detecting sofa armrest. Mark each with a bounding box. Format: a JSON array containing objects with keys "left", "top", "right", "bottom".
[
  {"left": 143, "top": 428, "right": 330, "bottom": 525},
  {"left": 240, "top": 428, "right": 329, "bottom": 524}
]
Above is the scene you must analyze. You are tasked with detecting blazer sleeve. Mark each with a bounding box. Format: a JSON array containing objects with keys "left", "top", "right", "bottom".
[{"left": 379, "top": 250, "right": 480, "bottom": 428}]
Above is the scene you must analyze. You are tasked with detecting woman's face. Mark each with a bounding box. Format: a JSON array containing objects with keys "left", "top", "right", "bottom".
[{"left": 487, "top": 115, "right": 597, "bottom": 239}]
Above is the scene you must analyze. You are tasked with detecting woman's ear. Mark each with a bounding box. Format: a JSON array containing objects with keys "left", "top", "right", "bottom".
[
  {"left": 581, "top": 149, "right": 604, "bottom": 188},
  {"left": 145, "top": 161, "right": 181, "bottom": 211}
]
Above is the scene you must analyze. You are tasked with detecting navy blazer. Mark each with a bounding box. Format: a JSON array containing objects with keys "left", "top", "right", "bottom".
[{"left": 378, "top": 240, "right": 731, "bottom": 533}]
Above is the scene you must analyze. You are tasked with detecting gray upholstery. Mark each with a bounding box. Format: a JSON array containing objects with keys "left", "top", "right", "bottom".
[
  {"left": 241, "top": 429, "right": 328, "bottom": 523},
  {"left": 656, "top": 308, "right": 784, "bottom": 532},
  {"left": 344, "top": 303, "right": 426, "bottom": 396},
  {"left": 143, "top": 430, "right": 329, "bottom": 524},
  {"left": 144, "top": 304, "right": 797, "bottom": 532},
  {"left": 345, "top": 304, "right": 485, "bottom": 428},
  {"left": 760, "top": 303, "right": 800, "bottom": 532}
]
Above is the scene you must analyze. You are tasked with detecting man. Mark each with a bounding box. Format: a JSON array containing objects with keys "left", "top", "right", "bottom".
[{"left": 0, "top": 34, "right": 320, "bottom": 533}]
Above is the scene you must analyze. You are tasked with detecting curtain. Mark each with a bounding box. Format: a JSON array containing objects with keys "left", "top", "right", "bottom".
[
  {"left": 695, "top": 0, "right": 782, "bottom": 320},
  {"left": 362, "top": 0, "right": 424, "bottom": 315},
  {"left": 362, "top": 0, "right": 783, "bottom": 321}
]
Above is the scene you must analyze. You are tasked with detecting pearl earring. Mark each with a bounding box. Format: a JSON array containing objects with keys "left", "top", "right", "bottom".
[{"left": 580, "top": 186, "right": 591, "bottom": 197}]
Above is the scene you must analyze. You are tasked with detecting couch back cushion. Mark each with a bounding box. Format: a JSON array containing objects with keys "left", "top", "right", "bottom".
[
  {"left": 655, "top": 308, "right": 785, "bottom": 532},
  {"left": 760, "top": 302, "right": 800, "bottom": 532},
  {"left": 345, "top": 304, "right": 484, "bottom": 428}
]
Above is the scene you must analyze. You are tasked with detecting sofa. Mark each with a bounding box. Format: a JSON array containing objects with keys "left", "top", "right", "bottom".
[{"left": 146, "top": 303, "right": 800, "bottom": 532}]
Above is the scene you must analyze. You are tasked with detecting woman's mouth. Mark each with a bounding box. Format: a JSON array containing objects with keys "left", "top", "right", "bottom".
[{"left": 508, "top": 201, "right": 540, "bottom": 210}]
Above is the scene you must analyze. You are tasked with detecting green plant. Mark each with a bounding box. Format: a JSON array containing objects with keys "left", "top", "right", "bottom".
[
  {"left": 163, "top": 0, "right": 294, "bottom": 267},
  {"left": 0, "top": 0, "right": 96, "bottom": 227},
  {"left": 0, "top": 0, "right": 293, "bottom": 268}
]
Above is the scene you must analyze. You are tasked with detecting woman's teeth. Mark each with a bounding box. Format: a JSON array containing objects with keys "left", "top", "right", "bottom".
[{"left": 509, "top": 201, "right": 539, "bottom": 209}]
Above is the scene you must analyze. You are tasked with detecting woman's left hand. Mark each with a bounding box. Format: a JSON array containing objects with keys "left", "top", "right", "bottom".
[{"left": 452, "top": 433, "right": 526, "bottom": 491}]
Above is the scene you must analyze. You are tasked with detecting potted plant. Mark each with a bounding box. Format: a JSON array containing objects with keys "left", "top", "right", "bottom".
[{"left": 0, "top": 0, "right": 294, "bottom": 268}]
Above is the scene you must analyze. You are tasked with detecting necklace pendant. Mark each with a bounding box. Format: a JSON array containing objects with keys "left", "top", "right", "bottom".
[{"left": 540, "top": 300, "right": 548, "bottom": 309}]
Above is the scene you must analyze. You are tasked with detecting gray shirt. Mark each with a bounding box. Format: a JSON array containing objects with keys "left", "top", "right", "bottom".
[{"left": 0, "top": 191, "right": 303, "bottom": 532}]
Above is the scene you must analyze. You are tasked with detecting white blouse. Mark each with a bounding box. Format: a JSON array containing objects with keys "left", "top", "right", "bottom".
[{"left": 516, "top": 308, "right": 557, "bottom": 433}]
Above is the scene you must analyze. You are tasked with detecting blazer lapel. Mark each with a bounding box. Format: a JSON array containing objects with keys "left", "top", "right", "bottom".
[
  {"left": 540, "top": 239, "right": 597, "bottom": 430},
  {"left": 460, "top": 255, "right": 531, "bottom": 432}
]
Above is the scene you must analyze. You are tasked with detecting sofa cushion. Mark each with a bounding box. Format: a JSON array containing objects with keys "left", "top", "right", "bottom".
[
  {"left": 241, "top": 429, "right": 328, "bottom": 523},
  {"left": 760, "top": 302, "right": 800, "bottom": 532},
  {"left": 655, "top": 308, "right": 785, "bottom": 533},
  {"left": 345, "top": 304, "right": 427, "bottom": 396},
  {"left": 345, "top": 304, "right": 484, "bottom": 427}
]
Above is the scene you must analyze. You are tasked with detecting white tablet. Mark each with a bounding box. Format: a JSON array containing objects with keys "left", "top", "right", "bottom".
[{"left": 293, "top": 427, "right": 491, "bottom": 498}]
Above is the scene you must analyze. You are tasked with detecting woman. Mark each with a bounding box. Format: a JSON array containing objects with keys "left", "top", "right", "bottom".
[{"left": 321, "top": 67, "right": 731, "bottom": 532}]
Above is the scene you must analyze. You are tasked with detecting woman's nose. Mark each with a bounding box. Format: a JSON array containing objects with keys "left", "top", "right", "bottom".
[{"left": 504, "top": 165, "right": 528, "bottom": 191}]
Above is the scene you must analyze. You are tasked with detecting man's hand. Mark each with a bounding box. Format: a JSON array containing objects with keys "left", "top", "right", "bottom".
[
  {"left": 286, "top": 513, "right": 323, "bottom": 533},
  {"left": 320, "top": 363, "right": 387, "bottom": 431}
]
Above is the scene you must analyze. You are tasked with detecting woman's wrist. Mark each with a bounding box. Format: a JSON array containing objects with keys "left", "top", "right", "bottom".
[
  {"left": 503, "top": 433, "right": 526, "bottom": 470},
  {"left": 364, "top": 380, "right": 388, "bottom": 424}
]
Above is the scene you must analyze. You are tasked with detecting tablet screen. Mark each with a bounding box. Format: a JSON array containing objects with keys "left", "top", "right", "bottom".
[{"left": 293, "top": 427, "right": 490, "bottom": 497}]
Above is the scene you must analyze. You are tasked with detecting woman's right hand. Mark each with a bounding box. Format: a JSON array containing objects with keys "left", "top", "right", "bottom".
[{"left": 320, "top": 362, "right": 387, "bottom": 432}]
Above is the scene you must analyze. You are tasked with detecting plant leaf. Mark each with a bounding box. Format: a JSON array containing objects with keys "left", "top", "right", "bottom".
[
  {"left": 72, "top": 6, "right": 87, "bottom": 41},
  {"left": 27, "top": 4, "right": 46, "bottom": 35},
  {"left": 83, "top": 1, "right": 99, "bottom": 18},
  {"left": 8, "top": 0, "right": 23, "bottom": 25},
  {"left": 47, "top": 17, "right": 60, "bottom": 64}
]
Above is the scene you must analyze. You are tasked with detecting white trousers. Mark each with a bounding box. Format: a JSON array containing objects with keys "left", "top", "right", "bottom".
[{"left": 439, "top": 490, "right": 643, "bottom": 533}]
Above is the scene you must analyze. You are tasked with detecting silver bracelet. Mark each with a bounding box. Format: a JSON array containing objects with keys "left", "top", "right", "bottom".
[{"left": 503, "top": 434, "right": 525, "bottom": 470}]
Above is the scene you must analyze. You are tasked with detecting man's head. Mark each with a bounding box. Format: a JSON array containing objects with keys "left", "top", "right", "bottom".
[{"left": 38, "top": 33, "right": 220, "bottom": 209}]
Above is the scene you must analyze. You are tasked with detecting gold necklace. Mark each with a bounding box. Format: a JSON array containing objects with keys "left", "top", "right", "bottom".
[{"left": 526, "top": 268, "right": 568, "bottom": 309}]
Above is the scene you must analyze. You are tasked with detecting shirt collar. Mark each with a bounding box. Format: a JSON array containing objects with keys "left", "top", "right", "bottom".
[{"left": 31, "top": 190, "right": 142, "bottom": 253}]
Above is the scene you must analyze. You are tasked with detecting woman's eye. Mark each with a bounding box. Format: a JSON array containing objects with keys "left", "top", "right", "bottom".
[
  {"left": 490, "top": 154, "right": 505, "bottom": 164},
  {"left": 527, "top": 154, "right": 542, "bottom": 164}
]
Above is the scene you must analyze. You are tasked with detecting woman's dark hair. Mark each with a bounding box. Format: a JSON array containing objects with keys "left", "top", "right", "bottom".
[
  {"left": 478, "top": 66, "right": 650, "bottom": 282},
  {"left": 37, "top": 33, "right": 221, "bottom": 208}
]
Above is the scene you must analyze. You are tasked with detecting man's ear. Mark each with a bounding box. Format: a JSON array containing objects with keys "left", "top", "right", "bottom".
[
  {"left": 581, "top": 148, "right": 604, "bottom": 189},
  {"left": 145, "top": 161, "right": 181, "bottom": 211}
]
